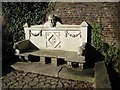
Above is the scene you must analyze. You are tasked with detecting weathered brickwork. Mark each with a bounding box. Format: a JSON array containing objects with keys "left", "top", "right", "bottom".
[{"left": 47, "top": 2, "right": 120, "bottom": 49}]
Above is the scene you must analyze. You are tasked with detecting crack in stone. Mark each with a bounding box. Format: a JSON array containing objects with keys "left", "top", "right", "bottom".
[{"left": 57, "top": 66, "right": 63, "bottom": 78}]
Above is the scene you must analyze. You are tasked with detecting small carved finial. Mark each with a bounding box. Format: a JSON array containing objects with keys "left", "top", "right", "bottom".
[
  {"left": 48, "top": 14, "right": 56, "bottom": 27},
  {"left": 80, "top": 21, "right": 88, "bottom": 27},
  {"left": 23, "top": 23, "right": 28, "bottom": 27},
  {"left": 48, "top": 14, "right": 55, "bottom": 20}
]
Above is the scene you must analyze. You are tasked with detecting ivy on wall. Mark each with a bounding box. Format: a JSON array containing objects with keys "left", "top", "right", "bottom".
[{"left": 91, "top": 17, "right": 120, "bottom": 72}]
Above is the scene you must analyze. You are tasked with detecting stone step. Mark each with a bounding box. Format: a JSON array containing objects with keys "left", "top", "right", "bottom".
[
  {"left": 11, "top": 62, "right": 62, "bottom": 77},
  {"left": 11, "top": 62, "right": 94, "bottom": 83},
  {"left": 59, "top": 67, "right": 94, "bottom": 82}
]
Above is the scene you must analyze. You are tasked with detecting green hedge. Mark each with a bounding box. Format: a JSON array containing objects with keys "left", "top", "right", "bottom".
[
  {"left": 2, "top": 2, "right": 54, "bottom": 58},
  {"left": 2, "top": 2, "right": 54, "bottom": 42}
]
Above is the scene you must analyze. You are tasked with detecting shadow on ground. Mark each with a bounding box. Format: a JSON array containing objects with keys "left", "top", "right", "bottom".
[
  {"left": 84, "top": 43, "right": 105, "bottom": 69},
  {"left": 84, "top": 23, "right": 105, "bottom": 69},
  {"left": 2, "top": 55, "right": 20, "bottom": 76},
  {"left": 107, "top": 65, "right": 120, "bottom": 89}
]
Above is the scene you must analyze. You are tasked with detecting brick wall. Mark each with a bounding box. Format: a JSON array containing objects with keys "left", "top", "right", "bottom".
[{"left": 47, "top": 2, "right": 120, "bottom": 49}]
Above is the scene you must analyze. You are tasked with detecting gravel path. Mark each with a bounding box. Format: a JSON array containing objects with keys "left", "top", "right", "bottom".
[{"left": 2, "top": 70, "right": 94, "bottom": 89}]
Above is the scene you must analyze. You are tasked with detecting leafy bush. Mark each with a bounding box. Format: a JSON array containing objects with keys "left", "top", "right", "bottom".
[
  {"left": 2, "top": 2, "right": 54, "bottom": 42},
  {"left": 2, "top": 2, "right": 54, "bottom": 62}
]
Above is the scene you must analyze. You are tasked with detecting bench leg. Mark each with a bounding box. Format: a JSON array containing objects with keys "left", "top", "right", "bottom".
[
  {"left": 51, "top": 57, "right": 57, "bottom": 66},
  {"left": 67, "top": 61, "right": 72, "bottom": 67},
  {"left": 19, "top": 56, "right": 30, "bottom": 62},
  {"left": 19, "top": 56, "right": 24, "bottom": 62},
  {"left": 24, "top": 56, "right": 31, "bottom": 63},
  {"left": 78, "top": 63, "right": 83, "bottom": 69},
  {"left": 40, "top": 56, "right": 45, "bottom": 65}
]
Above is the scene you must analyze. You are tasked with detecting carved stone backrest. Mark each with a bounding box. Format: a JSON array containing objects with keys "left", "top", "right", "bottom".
[{"left": 23, "top": 17, "right": 88, "bottom": 55}]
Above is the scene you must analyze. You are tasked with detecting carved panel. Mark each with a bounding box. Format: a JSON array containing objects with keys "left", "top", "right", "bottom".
[
  {"left": 46, "top": 32, "right": 61, "bottom": 48},
  {"left": 29, "top": 30, "right": 42, "bottom": 38},
  {"left": 65, "top": 31, "right": 82, "bottom": 38}
]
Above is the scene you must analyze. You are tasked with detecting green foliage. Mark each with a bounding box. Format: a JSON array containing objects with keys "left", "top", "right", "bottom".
[
  {"left": 2, "top": 2, "right": 54, "bottom": 60},
  {"left": 2, "top": 2, "right": 54, "bottom": 42},
  {"left": 91, "top": 18, "right": 103, "bottom": 52},
  {"left": 91, "top": 17, "right": 120, "bottom": 70}
]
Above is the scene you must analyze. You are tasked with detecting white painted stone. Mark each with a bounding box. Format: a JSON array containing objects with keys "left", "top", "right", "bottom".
[
  {"left": 44, "top": 21, "right": 62, "bottom": 27},
  {"left": 23, "top": 21, "right": 88, "bottom": 54},
  {"left": 80, "top": 21, "right": 88, "bottom": 27},
  {"left": 23, "top": 23, "right": 29, "bottom": 40}
]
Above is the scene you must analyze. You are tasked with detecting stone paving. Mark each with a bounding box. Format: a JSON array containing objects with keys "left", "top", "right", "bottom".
[{"left": 2, "top": 70, "right": 94, "bottom": 89}]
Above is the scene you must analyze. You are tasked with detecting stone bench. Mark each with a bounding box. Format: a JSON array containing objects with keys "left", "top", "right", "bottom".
[
  {"left": 15, "top": 42, "right": 85, "bottom": 69},
  {"left": 14, "top": 15, "right": 88, "bottom": 69}
]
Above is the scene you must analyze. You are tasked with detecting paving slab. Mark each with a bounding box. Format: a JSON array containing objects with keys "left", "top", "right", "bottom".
[
  {"left": 59, "top": 67, "right": 94, "bottom": 83},
  {"left": 95, "top": 61, "right": 111, "bottom": 88},
  {"left": 11, "top": 62, "right": 95, "bottom": 83},
  {"left": 11, "top": 62, "right": 62, "bottom": 77}
]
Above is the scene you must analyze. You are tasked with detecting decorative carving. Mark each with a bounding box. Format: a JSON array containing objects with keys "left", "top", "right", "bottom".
[
  {"left": 66, "top": 31, "right": 82, "bottom": 38},
  {"left": 29, "top": 30, "right": 42, "bottom": 37},
  {"left": 29, "top": 30, "right": 31, "bottom": 39},
  {"left": 44, "top": 14, "right": 62, "bottom": 27},
  {"left": 46, "top": 32, "right": 61, "bottom": 48},
  {"left": 48, "top": 14, "right": 56, "bottom": 27}
]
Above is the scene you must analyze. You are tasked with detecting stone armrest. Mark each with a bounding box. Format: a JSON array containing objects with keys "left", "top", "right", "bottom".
[
  {"left": 13, "top": 40, "right": 39, "bottom": 55},
  {"left": 78, "top": 42, "right": 86, "bottom": 56}
]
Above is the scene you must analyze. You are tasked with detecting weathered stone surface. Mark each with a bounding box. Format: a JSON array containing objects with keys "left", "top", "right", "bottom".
[
  {"left": 11, "top": 82, "right": 19, "bottom": 88},
  {"left": 40, "top": 56, "right": 45, "bottom": 65},
  {"left": 11, "top": 62, "right": 62, "bottom": 77},
  {"left": 22, "top": 84, "right": 31, "bottom": 88},
  {"left": 35, "top": 81, "right": 44, "bottom": 88},
  {"left": 50, "top": 84, "right": 56, "bottom": 88},
  {"left": 29, "top": 80, "right": 38, "bottom": 87},
  {"left": 15, "top": 19, "right": 88, "bottom": 68},
  {"left": 51, "top": 57, "right": 57, "bottom": 66},
  {"left": 56, "top": 81, "right": 63, "bottom": 88},
  {"left": 23, "top": 21, "right": 88, "bottom": 53},
  {"left": 2, "top": 81, "right": 7, "bottom": 88},
  {"left": 44, "top": 83, "right": 51, "bottom": 88},
  {"left": 59, "top": 67, "right": 94, "bottom": 82},
  {"left": 24, "top": 76, "right": 33, "bottom": 83},
  {"left": 18, "top": 80, "right": 26, "bottom": 86},
  {"left": 95, "top": 61, "right": 111, "bottom": 88},
  {"left": 2, "top": 70, "right": 93, "bottom": 89}
]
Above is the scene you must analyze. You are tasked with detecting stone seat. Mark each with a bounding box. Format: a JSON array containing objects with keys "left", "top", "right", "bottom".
[
  {"left": 19, "top": 49, "right": 83, "bottom": 60},
  {"left": 14, "top": 40, "right": 85, "bottom": 69},
  {"left": 18, "top": 49, "right": 85, "bottom": 68},
  {"left": 14, "top": 40, "right": 39, "bottom": 55}
]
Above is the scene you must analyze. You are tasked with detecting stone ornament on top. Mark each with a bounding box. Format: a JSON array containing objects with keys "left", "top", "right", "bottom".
[{"left": 44, "top": 14, "right": 62, "bottom": 27}]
